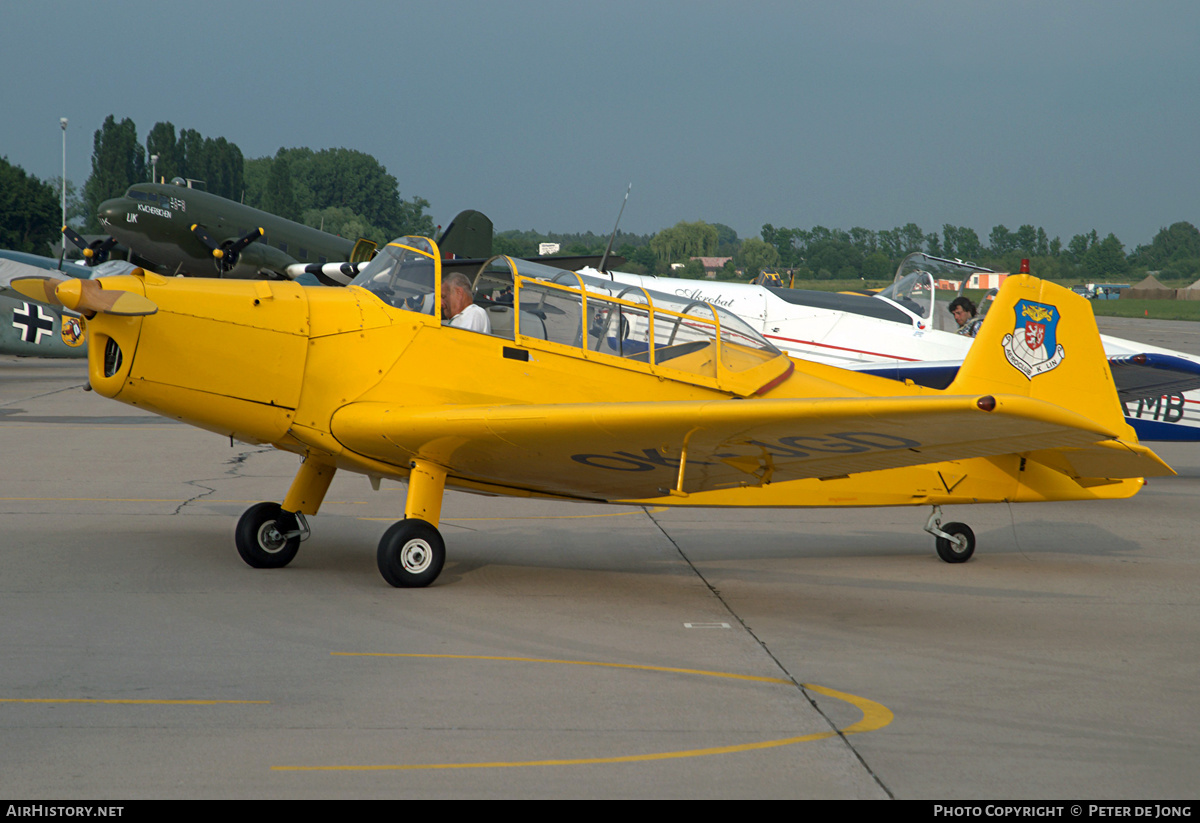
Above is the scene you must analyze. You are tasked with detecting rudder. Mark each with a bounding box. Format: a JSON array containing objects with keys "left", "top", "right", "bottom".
[{"left": 949, "top": 274, "right": 1129, "bottom": 437}]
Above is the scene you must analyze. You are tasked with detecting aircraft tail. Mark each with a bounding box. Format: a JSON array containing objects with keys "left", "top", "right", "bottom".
[
  {"left": 438, "top": 210, "right": 494, "bottom": 260},
  {"left": 949, "top": 274, "right": 1173, "bottom": 480}
]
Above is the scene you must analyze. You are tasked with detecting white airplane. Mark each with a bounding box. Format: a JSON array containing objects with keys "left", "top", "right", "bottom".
[{"left": 577, "top": 254, "right": 1200, "bottom": 442}]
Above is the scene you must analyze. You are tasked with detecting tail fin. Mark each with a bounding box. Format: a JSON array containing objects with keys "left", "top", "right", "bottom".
[
  {"left": 951, "top": 274, "right": 1173, "bottom": 480},
  {"left": 438, "top": 210, "right": 494, "bottom": 260},
  {"left": 951, "top": 275, "right": 1126, "bottom": 432}
]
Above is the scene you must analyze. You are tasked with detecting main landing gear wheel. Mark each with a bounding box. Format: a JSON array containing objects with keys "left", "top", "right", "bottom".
[
  {"left": 377, "top": 519, "right": 445, "bottom": 588},
  {"left": 235, "top": 502, "right": 301, "bottom": 569},
  {"left": 935, "top": 522, "right": 976, "bottom": 564}
]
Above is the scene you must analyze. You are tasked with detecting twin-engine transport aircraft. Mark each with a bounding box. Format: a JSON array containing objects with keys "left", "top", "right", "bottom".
[
  {"left": 85, "top": 180, "right": 378, "bottom": 282},
  {"left": 5, "top": 238, "right": 1172, "bottom": 588}
]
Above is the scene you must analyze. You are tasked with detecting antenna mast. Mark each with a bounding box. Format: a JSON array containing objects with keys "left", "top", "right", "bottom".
[{"left": 597, "top": 183, "right": 631, "bottom": 273}]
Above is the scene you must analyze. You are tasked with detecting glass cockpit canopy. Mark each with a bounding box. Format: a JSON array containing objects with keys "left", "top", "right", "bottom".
[
  {"left": 881, "top": 253, "right": 995, "bottom": 331},
  {"left": 349, "top": 236, "right": 439, "bottom": 315},
  {"left": 484, "top": 256, "right": 780, "bottom": 358}
]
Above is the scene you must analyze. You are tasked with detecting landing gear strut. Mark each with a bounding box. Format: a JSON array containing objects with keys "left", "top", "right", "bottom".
[
  {"left": 376, "top": 459, "right": 449, "bottom": 588},
  {"left": 923, "top": 506, "right": 976, "bottom": 563},
  {"left": 233, "top": 456, "right": 333, "bottom": 571}
]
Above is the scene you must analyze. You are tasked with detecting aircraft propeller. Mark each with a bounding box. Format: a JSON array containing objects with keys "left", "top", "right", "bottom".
[
  {"left": 62, "top": 226, "right": 119, "bottom": 266},
  {"left": 7, "top": 274, "right": 157, "bottom": 317},
  {"left": 191, "top": 224, "right": 265, "bottom": 274}
]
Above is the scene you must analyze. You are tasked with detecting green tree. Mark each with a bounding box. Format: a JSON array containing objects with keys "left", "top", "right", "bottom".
[
  {"left": 679, "top": 258, "right": 707, "bottom": 279},
  {"left": 145, "top": 121, "right": 183, "bottom": 183},
  {"left": 1130, "top": 222, "right": 1200, "bottom": 270},
  {"left": 1082, "top": 233, "right": 1128, "bottom": 279},
  {"left": 989, "top": 224, "right": 1014, "bottom": 256},
  {"left": 81, "top": 115, "right": 145, "bottom": 231},
  {"left": 760, "top": 224, "right": 800, "bottom": 266},
  {"left": 1012, "top": 224, "right": 1037, "bottom": 255},
  {"left": 650, "top": 220, "right": 718, "bottom": 263},
  {"left": 262, "top": 149, "right": 299, "bottom": 221},
  {"left": 862, "top": 251, "right": 892, "bottom": 281},
  {"left": 302, "top": 206, "right": 386, "bottom": 245},
  {"left": 0, "top": 157, "right": 60, "bottom": 253},
  {"left": 177, "top": 130, "right": 244, "bottom": 199},
  {"left": 806, "top": 238, "right": 862, "bottom": 278},
  {"left": 711, "top": 222, "right": 739, "bottom": 255},
  {"left": 734, "top": 238, "right": 780, "bottom": 280},
  {"left": 1066, "top": 230, "right": 1099, "bottom": 264},
  {"left": 44, "top": 176, "right": 87, "bottom": 228}
]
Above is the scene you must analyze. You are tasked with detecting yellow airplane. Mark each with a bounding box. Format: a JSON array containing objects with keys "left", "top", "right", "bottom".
[{"left": 7, "top": 236, "right": 1173, "bottom": 588}]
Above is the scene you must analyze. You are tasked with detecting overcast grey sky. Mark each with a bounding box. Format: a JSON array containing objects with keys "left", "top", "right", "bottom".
[{"left": 2, "top": 0, "right": 1197, "bottom": 247}]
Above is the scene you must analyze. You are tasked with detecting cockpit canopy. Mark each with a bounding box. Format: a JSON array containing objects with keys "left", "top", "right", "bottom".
[
  {"left": 350, "top": 238, "right": 790, "bottom": 396},
  {"left": 350, "top": 236, "right": 439, "bottom": 315}
]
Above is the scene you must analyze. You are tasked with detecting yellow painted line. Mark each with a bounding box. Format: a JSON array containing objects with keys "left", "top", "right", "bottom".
[
  {"left": 362, "top": 507, "right": 669, "bottom": 523},
  {"left": 0, "top": 499, "right": 657, "bottom": 521},
  {"left": 272, "top": 653, "right": 892, "bottom": 772},
  {"left": 0, "top": 498, "right": 370, "bottom": 504},
  {"left": 0, "top": 698, "right": 269, "bottom": 705},
  {"left": 331, "top": 652, "right": 792, "bottom": 684},
  {"left": 0, "top": 424, "right": 181, "bottom": 430}
]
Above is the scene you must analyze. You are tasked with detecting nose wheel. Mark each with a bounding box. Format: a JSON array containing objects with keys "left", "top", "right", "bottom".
[
  {"left": 377, "top": 519, "right": 446, "bottom": 588},
  {"left": 924, "top": 506, "right": 976, "bottom": 563}
]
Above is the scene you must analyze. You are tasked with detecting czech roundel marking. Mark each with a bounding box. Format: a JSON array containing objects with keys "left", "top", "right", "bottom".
[
  {"left": 12, "top": 302, "right": 55, "bottom": 345},
  {"left": 1001, "top": 299, "right": 1065, "bottom": 379}
]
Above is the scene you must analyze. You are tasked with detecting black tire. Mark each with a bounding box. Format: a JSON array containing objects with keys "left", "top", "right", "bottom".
[
  {"left": 377, "top": 519, "right": 445, "bottom": 588},
  {"left": 235, "top": 502, "right": 300, "bottom": 569},
  {"left": 935, "top": 522, "right": 975, "bottom": 563}
]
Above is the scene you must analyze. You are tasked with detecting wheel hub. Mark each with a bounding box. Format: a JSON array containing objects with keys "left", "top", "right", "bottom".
[
  {"left": 257, "top": 521, "right": 288, "bottom": 554},
  {"left": 400, "top": 539, "right": 432, "bottom": 573}
]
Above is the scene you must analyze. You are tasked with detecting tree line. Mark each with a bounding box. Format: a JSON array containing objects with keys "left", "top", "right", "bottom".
[
  {"left": 502, "top": 219, "right": 1200, "bottom": 285},
  {"left": 0, "top": 114, "right": 434, "bottom": 256},
  {"left": 2, "top": 114, "right": 1197, "bottom": 286}
]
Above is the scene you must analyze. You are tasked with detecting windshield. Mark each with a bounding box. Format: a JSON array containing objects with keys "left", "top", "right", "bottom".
[
  {"left": 349, "top": 236, "right": 439, "bottom": 315},
  {"left": 883, "top": 253, "right": 994, "bottom": 332}
]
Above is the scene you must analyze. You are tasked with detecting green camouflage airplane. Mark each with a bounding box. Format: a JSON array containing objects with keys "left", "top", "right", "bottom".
[
  {"left": 71, "top": 180, "right": 497, "bottom": 287},
  {"left": 75, "top": 181, "right": 611, "bottom": 286},
  {"left": 76, "top": 180, "right": 380, "bottom": 285},
  {"left": 0, "top": 250, "right": 139, "bottom": 358}
]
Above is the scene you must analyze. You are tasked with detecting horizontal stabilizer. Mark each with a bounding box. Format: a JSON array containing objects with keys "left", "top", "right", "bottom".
[{"left": 1026, "top": 438, "right": 1174, "bottom": 480}]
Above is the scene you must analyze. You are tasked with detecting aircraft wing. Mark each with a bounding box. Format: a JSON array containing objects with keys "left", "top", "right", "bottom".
[
  {"left": 331, "top": 393, "right": 1170, "bottom": 501},
  {"left": 850, "top": 353, "right": 1200, "bottom": 405},
  {"left": 1106, "top": 353, "right": 1200, "bottom": 402}
]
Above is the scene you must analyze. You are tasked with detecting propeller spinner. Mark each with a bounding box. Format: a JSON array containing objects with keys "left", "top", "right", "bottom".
[{"left": 8, "top": 275, "right": 157, "bottom": 317}]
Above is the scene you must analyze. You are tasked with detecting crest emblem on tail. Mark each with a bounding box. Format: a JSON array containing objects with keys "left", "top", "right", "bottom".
[{"left": 1002, "top": 299, "right": 1065, "bottom": 378}]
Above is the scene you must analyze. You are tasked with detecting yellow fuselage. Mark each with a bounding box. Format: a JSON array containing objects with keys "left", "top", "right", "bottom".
[{"left": 83, "top": 273, "right": 1149, "bottom": 510}]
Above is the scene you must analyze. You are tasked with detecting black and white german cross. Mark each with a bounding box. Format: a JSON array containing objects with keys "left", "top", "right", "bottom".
[{"left": 12, "top": 301, "right": 56, "bottom": 344}]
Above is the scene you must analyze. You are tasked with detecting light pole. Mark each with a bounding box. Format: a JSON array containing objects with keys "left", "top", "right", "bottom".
[
  {"left": 60, "top": 117, "right": 67, "bottom": 232},
  {"left": 151, "top": 154, "right": 158, "bottom": 185}
]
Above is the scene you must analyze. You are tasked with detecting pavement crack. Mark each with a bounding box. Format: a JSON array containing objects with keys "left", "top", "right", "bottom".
[
  {"left": 0, "top": 382, "right": 89, "bottom": 408},
  {"left": 642, "top": 505, "right": 895, "bottom": 799},
  {"left": 172, "top": 445, "right": 277, "bottom": 515}
]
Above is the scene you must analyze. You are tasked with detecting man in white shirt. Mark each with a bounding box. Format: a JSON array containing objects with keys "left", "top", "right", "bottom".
[{"left": 441, "top": 271, "right": 491, "bottom": 334}]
